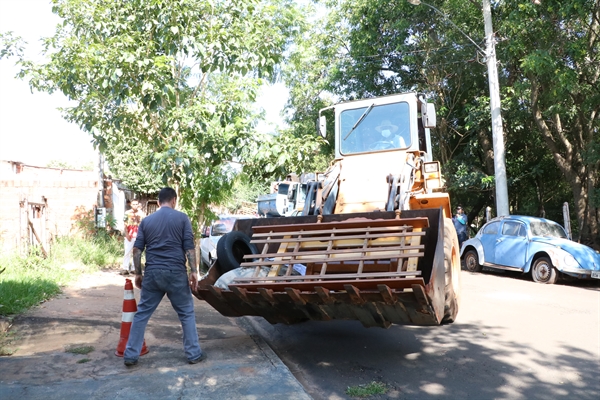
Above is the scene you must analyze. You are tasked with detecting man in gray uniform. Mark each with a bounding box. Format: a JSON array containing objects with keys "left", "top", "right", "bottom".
[{"left": 124, "top": 187, "right": 205, "bottom": 366}]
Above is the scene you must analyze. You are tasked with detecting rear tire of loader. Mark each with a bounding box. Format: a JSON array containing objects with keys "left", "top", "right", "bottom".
[
  {"left": 442, "top": 218, "right": 461, "bottom": 324},
  {"left": 216, "top": 231, "right": 259, "bottom": 275}
]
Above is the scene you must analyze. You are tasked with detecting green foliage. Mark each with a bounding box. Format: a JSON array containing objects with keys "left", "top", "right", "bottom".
[
  {"left": 0, "top": 31, "right": 25, "bottom": 60},
  {"left": 102, "top": 138, "right": 163, "bottom": 194},
  {"left": 67, "top": 236, "right": 122, "bottom": 268},
  {"left": 497, "top": 0, "right": 600, "bottom": 242},
  {"left": 65, "top": 345, "right": 95, "bottom": 355},
  {"left": 0, "top": 235, "right": 122, "bottom": 317},
  {"left": 283, "top": 0, "right": 598, "bottom": 243},
  {"left": 223, "top": 175, "right": 268, "bottom": 214},
  {"left": 0, "top": 251, "right": 65, "bottom": 316},
  {"left": 345, "top": 381, "right": 388, "bottom": 397},
  {"left": 2, "top": 0, "right": 303, "bottom": 232},
  {"left": 241, "top": 130, "right": 330, "bottom": 183}
]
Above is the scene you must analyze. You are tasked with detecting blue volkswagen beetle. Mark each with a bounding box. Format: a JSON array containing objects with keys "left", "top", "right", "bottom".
[{"left": 460, "top": 215, "right": 600, "bottom": 284}]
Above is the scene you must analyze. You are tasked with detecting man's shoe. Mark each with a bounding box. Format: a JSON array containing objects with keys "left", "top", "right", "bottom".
[
  {"left": 124, "top": 359, "right": 138, "bottom": 367},
  {"left": 119, "top": 270, "right": 130, "bottom": 276},
  {"left": 189, "top": 352, "right": 207, "bottom": 364}
]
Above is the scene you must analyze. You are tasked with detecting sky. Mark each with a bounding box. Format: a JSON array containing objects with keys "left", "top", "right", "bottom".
[{"left": 0, "top": 0, "right": 287, "bottom": 168}]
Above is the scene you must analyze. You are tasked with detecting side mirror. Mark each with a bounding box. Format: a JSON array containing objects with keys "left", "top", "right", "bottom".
[
  {"left": 200, "top": 226, "right": 210, "bottom": 238},
  {"left": 422, "top": 103, "right": 437, "bottom": 129},
  {"left": 318, "top": 115, "right": 327, "bottom": 138}
]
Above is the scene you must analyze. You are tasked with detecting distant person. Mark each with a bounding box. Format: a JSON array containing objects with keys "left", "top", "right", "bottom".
[
  {"left": 453, "top": 206, "right": 468, "bottom": 247},
  {"left": 124, "top": 187, "right": 204, "bottom": 366},
  {"left": 121, "top": 199, "right": 145, "bottom": 275}
]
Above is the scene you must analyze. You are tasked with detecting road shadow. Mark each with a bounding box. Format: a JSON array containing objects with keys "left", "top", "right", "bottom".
[
  {"left": 461, "top": 265, "right": 600, "bottom": 291},
  {"left": 252, "top": 318, "right": 600, "bottom": 400}
]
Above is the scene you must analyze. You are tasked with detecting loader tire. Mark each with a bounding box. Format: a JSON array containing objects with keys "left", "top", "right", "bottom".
[
  {"left": 216, "top": 231, "right": 259, "bottom": 275},
  {"left": 442, "top": 218, "right": 461, "bottom": 323}
]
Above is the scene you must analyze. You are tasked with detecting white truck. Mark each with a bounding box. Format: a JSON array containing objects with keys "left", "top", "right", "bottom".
[{"left": 257, "top": 180, "right": 306, "bottom": 217}]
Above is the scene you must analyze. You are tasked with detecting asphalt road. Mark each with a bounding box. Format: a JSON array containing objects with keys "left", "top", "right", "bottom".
[{"left": 246, "top": 269, "right": 600, "bottom": 400}]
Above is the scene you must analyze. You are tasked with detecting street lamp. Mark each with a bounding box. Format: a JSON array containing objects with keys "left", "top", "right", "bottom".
[{"left": 408, "top": 0, "right": 509, "bottom": 217}]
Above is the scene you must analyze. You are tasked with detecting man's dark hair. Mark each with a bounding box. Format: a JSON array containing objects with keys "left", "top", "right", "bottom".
[{"left": 158, "top": 187, "right": 177, "bottom": 205}]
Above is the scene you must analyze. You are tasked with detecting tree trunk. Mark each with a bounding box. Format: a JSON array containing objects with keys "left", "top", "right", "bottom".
[{"left": 530, "top": 79, "right": 597, "bottom": 244}]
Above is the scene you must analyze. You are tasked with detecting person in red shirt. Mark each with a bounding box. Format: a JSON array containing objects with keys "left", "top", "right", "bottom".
[{"left": 121, "top": 199, "right": 145, "bottom": 275}]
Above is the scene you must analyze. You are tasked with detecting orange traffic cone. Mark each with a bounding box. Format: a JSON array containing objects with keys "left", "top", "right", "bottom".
[{"left": 115, "top": 278, "right": 149, "bottom": 357}]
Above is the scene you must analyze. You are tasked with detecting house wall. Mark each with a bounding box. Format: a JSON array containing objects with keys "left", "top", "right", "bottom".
[{"left": 0, "top": 160, "right": 99, "bottom": 254}]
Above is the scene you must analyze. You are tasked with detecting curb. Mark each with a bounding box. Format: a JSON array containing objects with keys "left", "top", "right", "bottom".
[{"left": 236, "top": 316, "right": 313, "bottom": 400}]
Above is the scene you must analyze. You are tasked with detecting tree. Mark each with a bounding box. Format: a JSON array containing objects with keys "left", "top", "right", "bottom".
[
  {"left": 283, "top": 0, "right": 597, "bottom": 244},
  {"left": 2, "top": 0, "right": 301, "bottom": 232},
  {"left": 101, "top": 137, "right": 163, "bottom": 195},
  {"left": 499, "top": 0, "right": 600, "bottom": 245},
  {"left": 284, "top": 0, "right": 503, "bottom": 217}
]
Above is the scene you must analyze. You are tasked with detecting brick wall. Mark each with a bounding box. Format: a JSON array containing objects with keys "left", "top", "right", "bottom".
[{"left": 0, "top": 161, "right": 99, "bottom": 254}]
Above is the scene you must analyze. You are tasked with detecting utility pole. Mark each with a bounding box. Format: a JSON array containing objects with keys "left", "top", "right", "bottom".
[
  {"left": 408, "top": 0, "right": 510, "bottom": 216},
  {"left": 482, "top": 0, "right": 509, "bottom": 216}
]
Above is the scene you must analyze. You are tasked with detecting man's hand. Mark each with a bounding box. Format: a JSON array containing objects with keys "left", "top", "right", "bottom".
[
  {"left": 134, "top": 274, "right": 143, "bottom": 289},
  {"left": 189, "top": 272, "right": 198, "bottom": 292},
  {"left": 185, "top": 248, "right": 199, "bottom": 292}
]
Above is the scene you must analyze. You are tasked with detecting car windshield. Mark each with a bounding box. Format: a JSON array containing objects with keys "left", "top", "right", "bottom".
[{"left": 529, "top": 220, "right": 568, "bottom": 239}]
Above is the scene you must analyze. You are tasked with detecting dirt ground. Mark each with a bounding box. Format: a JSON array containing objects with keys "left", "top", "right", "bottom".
[
  {"left": 0, "top": 268, "right": 312, "bottom": 400},
  {"left": 1, "top": 269, "right": 147, "bottom": 379}
]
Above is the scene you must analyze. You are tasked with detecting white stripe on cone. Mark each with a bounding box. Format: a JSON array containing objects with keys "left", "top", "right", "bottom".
[
  {"left": 121, "top": 312, "right": 135, "bottom": 323},
  {"left": 124, "top": 290, "right": 135, "bottom": 300}
]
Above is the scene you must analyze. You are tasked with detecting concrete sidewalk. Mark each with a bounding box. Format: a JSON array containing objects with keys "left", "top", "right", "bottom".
[{"left": 0, "top": 270, "right": 312, "bottom": 400}]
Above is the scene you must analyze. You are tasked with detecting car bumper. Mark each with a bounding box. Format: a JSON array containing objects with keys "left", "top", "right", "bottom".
[{"left": 560, "top": 268, "right": 600, "bottom": 280}]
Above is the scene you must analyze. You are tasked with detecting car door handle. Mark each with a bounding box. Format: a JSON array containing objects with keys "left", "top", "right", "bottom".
[{"left": 496, "top": 238, "right": 503, "bottom": 243}]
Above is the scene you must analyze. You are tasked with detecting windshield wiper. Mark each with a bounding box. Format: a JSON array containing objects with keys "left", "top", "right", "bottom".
[{"left": 343, "top": 103, "right": 374, "bottom": 140}]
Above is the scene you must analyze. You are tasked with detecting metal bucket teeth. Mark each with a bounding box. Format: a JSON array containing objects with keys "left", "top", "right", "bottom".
[{"left": 200, "top": 217, "right": 440, "bottom": 327}]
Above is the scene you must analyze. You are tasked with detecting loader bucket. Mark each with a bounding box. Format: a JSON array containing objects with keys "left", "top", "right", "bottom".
[{"left": 194, "top": 209, "right": 450, "bottom": 328}]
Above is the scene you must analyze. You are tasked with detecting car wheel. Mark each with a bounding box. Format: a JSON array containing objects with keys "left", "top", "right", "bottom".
[
  {"left": 464, "top": 249, "right": 483, "bottom": 272},
  {"left": 216, "top": 231, "right": 259, "bottom": 275},
  {"left": 531, "top": 256, "right": 558, "bottom": 284},
  {"left": 442, "top": 218, "right": 461, "bottom": 324}
]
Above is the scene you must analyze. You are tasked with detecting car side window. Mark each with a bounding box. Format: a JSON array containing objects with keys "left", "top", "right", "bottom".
[
  {"left": 482, "top": 221, "right": 500, "bottom": 235},
  {"left": 517, "top": 224, "right": 527, "bottom": 237},
  {"left": 502, "top": 221, "right": 521, "bottom": 236}
]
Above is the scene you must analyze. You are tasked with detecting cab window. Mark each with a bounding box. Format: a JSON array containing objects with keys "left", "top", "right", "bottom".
[{"left": 340, "top": 102, "right": 411, "bottom": 155}]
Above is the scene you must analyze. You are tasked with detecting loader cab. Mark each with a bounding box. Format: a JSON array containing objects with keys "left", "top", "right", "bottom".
[{"left": 319, "top": 93, "right": 435, "bottom": 162}]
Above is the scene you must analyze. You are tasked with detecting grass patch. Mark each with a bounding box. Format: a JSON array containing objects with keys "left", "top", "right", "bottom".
[
  {"left": 0, "top": 227, "right": 122, "bottom": 355},
  {"left": 66, "top": 345, "right": 95, "bottom": 355},
  {"left": 77, "top": 358, "right": 92, "bottom": 364},
  {"left": 0, "top": 234, "right": 122, "bottom": 317},
  {"left": 346, "top": 381, "right": 388, "bottom": 398}
]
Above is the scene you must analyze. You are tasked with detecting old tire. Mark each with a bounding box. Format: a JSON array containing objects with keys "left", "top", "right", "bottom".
[
  {"left": 442, "top": 218, "right": 462, "bottom": 323},
  {"left": 216, "top": 231, "right": 259, "bottom": 275},
  {"left": 531, "top": 256, "right": 558, "bottom": 284},
  {"left": 464, "top": 249, "right": 483, "bottom": 272}
]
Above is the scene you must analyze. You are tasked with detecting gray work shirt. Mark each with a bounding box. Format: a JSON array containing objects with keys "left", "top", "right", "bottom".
[{"left": 134, "top": 207, "right": 195, "bottom": 272}]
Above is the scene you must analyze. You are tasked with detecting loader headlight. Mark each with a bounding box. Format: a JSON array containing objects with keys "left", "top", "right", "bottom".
[{"left": 423, "top": 162, "right": 439, "bottom": 173}]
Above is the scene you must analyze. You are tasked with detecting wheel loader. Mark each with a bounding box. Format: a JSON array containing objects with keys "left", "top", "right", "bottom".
[{"left": 194, "top": 92, "right": 461, "bottom": 328}]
